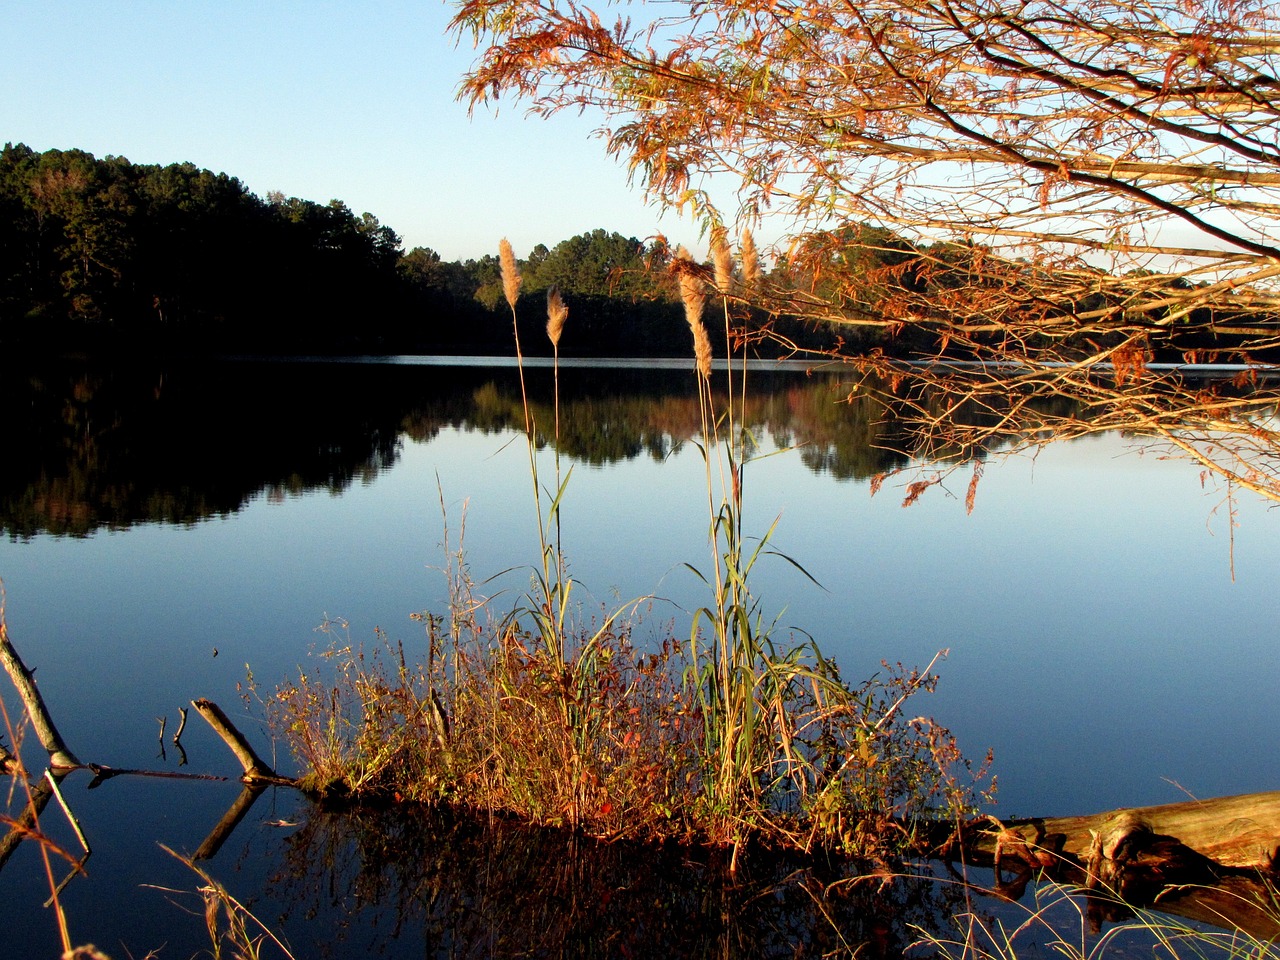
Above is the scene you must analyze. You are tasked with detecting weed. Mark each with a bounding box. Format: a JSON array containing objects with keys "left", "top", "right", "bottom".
[
  {"left": 913, "top": 875, "right": 1280, "bottom": 960},
  {"left": 266, "top": 239, "right": 992, "bottom": 863},
  {"left": 147, "top": 846, "right": 296, "bottom": 960}
]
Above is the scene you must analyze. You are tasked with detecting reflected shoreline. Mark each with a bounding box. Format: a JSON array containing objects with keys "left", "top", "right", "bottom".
[{"left": 7, "top": 355, "right": 1007, "bottom": 538}]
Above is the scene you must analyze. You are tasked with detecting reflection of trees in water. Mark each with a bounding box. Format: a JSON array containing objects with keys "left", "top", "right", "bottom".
[
  {"left": 2, "top": 359, "right": 1084, "bottom": 536},
  {"left": 2, "top": 359, "right": 408, "bottom": 538},
  {"left": 453, "top": 368, "right": 948, "bottom": 477},
  {"left": 264, "top": 803, "right": 980, "bottom": 959}
]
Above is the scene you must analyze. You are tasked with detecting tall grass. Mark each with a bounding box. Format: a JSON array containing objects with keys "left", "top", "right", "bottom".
[
  {"left": 266, "top": 238, "right": 992, "bottom": 861},
  {"left": 912, "top": 876, "right": 1280, "bottom": 960},
  {"left": 147, "top": 846, "right": 297, "bottom": 960}
]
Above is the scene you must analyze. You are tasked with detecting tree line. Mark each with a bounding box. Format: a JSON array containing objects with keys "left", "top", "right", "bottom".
[
  {"left": 0, "top": 144, "right": 700, "bottom": 354},
  {"left": 1, "top": 143, "right": 409, "bottom": 352},
  {"left": 0, "top": 142, "right": 987, "bottom": 358}
]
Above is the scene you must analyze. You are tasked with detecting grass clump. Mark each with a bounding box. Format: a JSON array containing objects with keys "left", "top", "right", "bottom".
[
  {"left": 266, "top": 237, "right": 993, "bottom": 863},
  {"left": 272, "top": 612, "right": 701, "bottom": 839},
  {"left": 913, "top": 877, "right": 1280, "bottom": 960}
]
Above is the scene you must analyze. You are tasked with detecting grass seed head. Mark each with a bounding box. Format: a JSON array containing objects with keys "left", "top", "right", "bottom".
[
  {"left": 546, "top": 286, "right": 568, "bottom": 348},
  {"left": 740, "top": 229, "right": 760, "bottom": 296},
  {"left": 499, "top": 238, "right": 522, "bottom": 310},
  {"left": 711, "top": 225, "right": 733, "bottom": 295},
  {"left": 674, "top": 247, "right": 711, "bottom": 379}
]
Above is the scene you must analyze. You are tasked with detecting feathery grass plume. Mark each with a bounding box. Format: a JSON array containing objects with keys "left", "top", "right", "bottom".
[
  {"left": 499, "top": 238, "right": 522, "bottom": 310},
  {"left": 710, "top": 225, "right": 733, "bottom": 296},
  {"left": 739, "top": 229, "right": 759, "bottom": 297},
  {"left": 674, "top": 247, "right": 712, "bottom": 379},
  {"left": 546, "top": 284, "right": 569, "bottom": 601},
  {"left": 546, "top": 286, "right": 568, "bottom": 348}
]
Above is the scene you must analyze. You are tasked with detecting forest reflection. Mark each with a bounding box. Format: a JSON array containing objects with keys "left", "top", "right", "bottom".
[{"left": 3, "top": 357, "right": 1068, "bottom": 538}]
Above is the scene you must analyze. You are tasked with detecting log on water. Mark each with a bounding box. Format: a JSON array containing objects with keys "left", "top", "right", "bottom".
[
  {"left": 190, "top": 699, "right": 281, "bottom": 784},
  {"left": 958, "top": 791, "right": 1280, "bottom": 873},
  {"left": 943, "top": 792, "right": 1280, "bottom": 937}
]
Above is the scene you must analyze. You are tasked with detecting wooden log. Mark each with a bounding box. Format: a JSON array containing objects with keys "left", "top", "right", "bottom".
[
  {"left": 935, "top": 795, "right": 1280, "bottom": 940},
  {"left": 956, "top": 791, "right": 1280, "bottom": 873}
]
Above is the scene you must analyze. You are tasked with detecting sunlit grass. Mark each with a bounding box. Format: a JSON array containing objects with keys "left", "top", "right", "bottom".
[
  {"left": 913, "top": 876, "right": 1280, "bottom": 960},
  {"left": 265, "top": 237, "right": 992, "bottom": 861}
]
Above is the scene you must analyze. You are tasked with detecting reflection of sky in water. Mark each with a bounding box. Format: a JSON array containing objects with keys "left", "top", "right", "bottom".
[
  {"left": 0, "top": 425, "right": 1276, "bottom": 826},
  {"left": 1, "top": 416, "right": 1278, "bottom": 956}
]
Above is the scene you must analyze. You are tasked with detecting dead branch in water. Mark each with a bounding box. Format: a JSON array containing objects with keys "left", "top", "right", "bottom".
[
  {"left": 190, "top": 699, "right": 285, "bottom": 785},
  {"left": 0, "top": 619, "right": 79, "bottom": 770}
]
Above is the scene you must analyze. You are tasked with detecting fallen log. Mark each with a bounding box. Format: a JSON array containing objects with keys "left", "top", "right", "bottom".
[
  {"left": 939, "top": 791, "right": 1280, "bottom": 937},
  {"left": 953, "top": 791, "right": 1280, "bottom": 874}
]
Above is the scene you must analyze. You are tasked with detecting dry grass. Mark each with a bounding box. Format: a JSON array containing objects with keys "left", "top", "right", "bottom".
[
  {"left": 266, "top": 237, "right": 992, "bottom": 863},
  {"left": 146, "top": 846, "right": 297, "bottom": 960},
  {"left": 266, "top": 571, "right": 990, "bottom": 854},
  {"left": 913, "top": 876, "right": 1280, "bottom": 960},
  {"left": 271, "top": 583, "right": 703, "bottom": 837}
]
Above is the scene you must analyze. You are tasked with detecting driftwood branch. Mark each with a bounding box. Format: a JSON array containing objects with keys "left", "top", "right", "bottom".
[
  {"left": 952, "top": 790, "right": 1280, "bottom": 873},
  {"left": 191, "top": 699, "right": 283, "bottom": 784},
  {"left": 0, "top": 613, "right": 291, "bottom": 892},
  {"left": 0, "top": 621, "right": 79, "bottom": 770}
]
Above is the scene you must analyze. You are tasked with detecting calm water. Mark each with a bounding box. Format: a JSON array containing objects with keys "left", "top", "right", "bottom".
[{"left": 0, "top": 356, "right": 1276, "bottom": 958}]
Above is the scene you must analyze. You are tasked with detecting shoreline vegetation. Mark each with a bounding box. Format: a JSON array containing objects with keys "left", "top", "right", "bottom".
[{"left": 266, "top": 237, "right": 996, "bottom": 864}]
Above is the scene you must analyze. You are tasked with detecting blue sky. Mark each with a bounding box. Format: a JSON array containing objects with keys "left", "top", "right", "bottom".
[{"left": 1, "top": 1, "right": 703, "bottom": 262}]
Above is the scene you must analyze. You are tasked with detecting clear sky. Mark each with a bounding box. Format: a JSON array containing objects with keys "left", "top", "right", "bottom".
[{"left": 0, "top": 1, "right": 704, "bottom": 262}]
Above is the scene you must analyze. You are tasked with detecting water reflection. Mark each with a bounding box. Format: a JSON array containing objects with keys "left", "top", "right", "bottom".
[
  {"left": 4, "top": 357, "right": 1035, "bottom": 538},
  {"left": 4, "top": 359, "right": 403, "bottom": 538},
  {"left": 257, "top": 800, "right": 1280, "bottom": 957},
  {"left": 264, "top": 802, "right": 980, "bottom": 959}
]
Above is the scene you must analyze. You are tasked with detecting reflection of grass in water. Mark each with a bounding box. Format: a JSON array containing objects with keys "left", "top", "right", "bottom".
[
  {"left": 265, "top": 801, "right": 980, "bottom": 959},
  {"left": 149, "top": 846, "right": 297, "bottom": 960}
]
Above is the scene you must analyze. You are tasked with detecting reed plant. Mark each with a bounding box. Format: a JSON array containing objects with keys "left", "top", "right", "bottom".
[
  {"left": 150, "top": 846, "right": 296, "bottom": 960},
  {"left": 912, "top": 876, "right": 1280, "bottom": 960},
  {"left": 265, "top": 237, "right": 993, "bottom": 862},
  {"left": 671, "top": 237, "right": 993, "bottom": 862}
]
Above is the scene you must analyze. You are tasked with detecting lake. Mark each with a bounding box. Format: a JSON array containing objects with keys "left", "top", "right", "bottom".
[{"left": 0, "top": 355, "right": 1276, "bottom": 958}]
